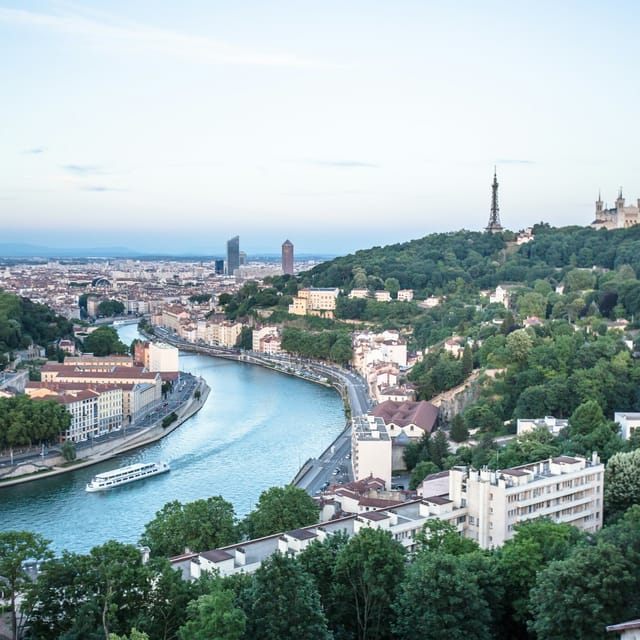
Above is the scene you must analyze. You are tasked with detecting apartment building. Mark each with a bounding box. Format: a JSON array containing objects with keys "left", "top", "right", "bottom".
[
  {"left": 351, "top": 414, "right": 392, "bottom": 488},
  {"left": 39, "top": 362, "right": 161, "bottom": 422},
  {"left": 397, "top": 289, "right": 414, "bottom": 302},
  {"left": 28, "top": 382, "right": 123, "bottom": 438},
  {"left": 30, "top": 387, "right": 100, "bottom": 442},
  {"left": 172, "top": 453, "right": 604, "bottom": 582},
  {"left": 252, "top": 326, "right": 283, "bottom": 355},
  {"left": 448, "top": 453, "right": 604, "bottom": 548},
  {"left": 288, "top": 287, "right": 339, "bottom": 319},
  {"left": 614, "top": 412, "right": 640, "bottom": 440}
]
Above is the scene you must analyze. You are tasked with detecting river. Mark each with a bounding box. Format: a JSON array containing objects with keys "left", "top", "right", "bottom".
[{"left": 0, "top": 324, "right": 345, "bottom": 554}]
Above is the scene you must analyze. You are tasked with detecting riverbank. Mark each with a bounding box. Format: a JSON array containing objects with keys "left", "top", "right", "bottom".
[{"left": 0, "top": 377, "right": 210, "bottom": 488}]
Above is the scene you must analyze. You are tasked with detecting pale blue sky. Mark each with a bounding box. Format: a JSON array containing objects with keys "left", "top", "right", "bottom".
[{"left": 1, "top": 1, "right": 639, "bottom": 256}]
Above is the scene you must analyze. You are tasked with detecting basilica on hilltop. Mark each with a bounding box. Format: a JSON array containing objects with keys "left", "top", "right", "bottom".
[{"left": 591, "top": 188, "right": 640, "bottom": 230}]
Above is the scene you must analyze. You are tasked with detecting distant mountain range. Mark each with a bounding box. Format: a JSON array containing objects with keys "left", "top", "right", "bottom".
[
  {"left": 0, "top": 242, "right": 144, "bottom": 258},
  {"left": 0, "top": 242, "right": 335, "bottom": 262}
]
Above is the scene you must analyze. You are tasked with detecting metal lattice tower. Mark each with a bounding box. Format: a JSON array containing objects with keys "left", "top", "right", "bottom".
[{"left": 485, "top": 167, "right": 503, "bottom": 233}]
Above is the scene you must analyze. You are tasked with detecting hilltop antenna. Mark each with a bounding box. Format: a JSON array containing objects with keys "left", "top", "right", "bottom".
[{"left": 485, "top": 167, "right": 503, "bottom": 233}]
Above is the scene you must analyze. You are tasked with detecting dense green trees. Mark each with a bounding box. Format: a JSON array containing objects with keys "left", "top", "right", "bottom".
[
  {"left": 0, "top": 531, "right": 52, "bottom": 640},
  {"left": 392, "top": 553, "right": 494, "bottom": 640},
  {"left": 281, "top": 327, "right": 353, "bottom": 364},
  {"left": 10, "top": 507, "right": 640, "bottom": 640},
  {"left": 246, "top": 553, "right": 332, "bottom": 640},
  {"left": 0, "top": 290, "right": 73, "bottom": 363},
  {"left": 529, "top": 542, "right": 638, "bottom": 639},
  {"left": 97, "top": 299, "right": 125, "bottom": 317},
  {"left": 241, "top": 485, "right": 319, "bottom": 539},
  {"left": 335, "top": 527, "right": 406, "bottom": 640},
  {"left": 140, "top": 497, "right": 238, "bottom": 558},
  {"left": 0, "top": 394, "right": 71, "bottom": 451},
  {"left": 24, "top": 541, "right": 217, "bottom": 640},
  {"left": 604, "top": 449, "right": 640, "bottom": 521},
  {"left": 178, "top": 583, "right": 246, "bottom": 640},
  {"left": 408, "top": 351, "right": 466, "bottom": 400},
  {"left": 83, "top": 325, "right": 130, "bottom": 356}
]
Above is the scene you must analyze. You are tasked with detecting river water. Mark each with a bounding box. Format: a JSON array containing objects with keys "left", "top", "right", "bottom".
[{"left": 0, "top": 324, "right": 345, "bottom": 554}]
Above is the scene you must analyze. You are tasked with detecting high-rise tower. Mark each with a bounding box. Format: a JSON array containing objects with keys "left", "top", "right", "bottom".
[
  {"left": 281, "top": 239, "right": 294, "bottom": 275},
  {"left": 485, "top": 168, "right": 503, "bottom": 233},
  {"left": 226, "top": 235, "right": 240, "bottom": 275}
]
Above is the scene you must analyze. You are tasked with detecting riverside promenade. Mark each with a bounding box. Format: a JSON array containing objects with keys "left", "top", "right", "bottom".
[{"left": 0, "top": 375, "right": 209, "bottom": 488}]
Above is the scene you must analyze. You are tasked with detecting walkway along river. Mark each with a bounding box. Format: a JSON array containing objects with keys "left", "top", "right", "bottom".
[{"left": 0, "top": 325, "right": 345, "bottom": 554}]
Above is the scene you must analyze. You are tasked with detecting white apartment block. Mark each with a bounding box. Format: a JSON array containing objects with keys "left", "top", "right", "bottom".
[
  {"left": 351, "top": 414, "right": 392, "bottom": 488},
  {"left": 418, "top": 296, "right": 442, "bottom": 309},
  {"left": 374, "top": 291, "right": 392, "bottom": 302},
  {"left": 448, "top": 453, "right": 604, "bottom": 548},
  {"left": 171, "top": 453, "right": 604, "bottom": 582},
  {"left": 614, "top": 412, "right": 640, "bottom": 440},
  {"left": 517, "top": 416, "right": 568, "bottom": 436},
  {"left": 149, "top": 342, "right": 179, "bottom": 372},
  {"left": 348, "top": 288, "right": 370, "bottom": 299},
  {"left": 397, "top": 289, "right": 414, "bottom": 302}
]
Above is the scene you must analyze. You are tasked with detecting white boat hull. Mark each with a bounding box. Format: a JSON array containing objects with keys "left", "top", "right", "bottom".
[{"left": 86, "top": 461, "right": 170, "bottom": 492}]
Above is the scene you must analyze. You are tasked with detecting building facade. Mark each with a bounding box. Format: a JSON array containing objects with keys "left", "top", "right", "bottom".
[
  {"left": 351, "top": 414, "right": 392, "bottom": 488},
  {"left": 226, "top": 236, "right": 240, "bottom": 276},
  {"left": 288, "top": 287, "right": 339, "bottom": 319},
  {"left": 281, "top": 239, "right": 294, "bottom": 275},
  {"left": 448, "top": 453, "right": 604, "bottom": 548},
  {"left": 148, "top": 341, "right": 179, "bottom": 372}
]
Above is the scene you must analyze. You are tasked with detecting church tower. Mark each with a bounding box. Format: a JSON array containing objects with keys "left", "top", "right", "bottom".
[
  {"left": 485, "top": 167, "right": 503, "bottom": 233},
  {"left": 616, "top": 187, "right": 625, "bottom": 213},
  {"left": 595, "top": 190, "right": 603, "bottom": 217}
]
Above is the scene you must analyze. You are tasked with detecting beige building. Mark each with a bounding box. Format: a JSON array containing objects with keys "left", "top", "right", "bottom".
[
  {"left": 351, "top": 414, "right": 392, "bottom": 488},
  {"left": 397, "top": 289, "right": 414, "bottom": 302},
  {"left": 161, "top": 305, "right": 190, "bottom": 333},
  {"left": 252, "top": 326, "right": 281, "bottom": 353},
  {"left": 148, "top": 341, "right": 179, "bottom": 372},
  {"left": 374, "top": 290, "right": 392, "bottom": 302},
  {"left": 64, "top": 355, "right": 134, "bottom": 369},
  {"left": 288, "top": 287, "right": 339, "bottom": 319},
  {"left": 39, "top": 362, "right": 161, "bottom": 423}
]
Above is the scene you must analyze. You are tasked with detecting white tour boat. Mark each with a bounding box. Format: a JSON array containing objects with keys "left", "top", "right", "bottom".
[{"left": 85, "top": 461, "right": 170, "bottom": 492}]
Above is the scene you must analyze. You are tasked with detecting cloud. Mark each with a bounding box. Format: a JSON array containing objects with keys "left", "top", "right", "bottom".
[
  {"left": 305, "top": 160, "right": 380, "bottom": 169},
  {"left": 24, "top": 147, "right": 45, "bottom": 154},
  {"left": 495, "top": 159, "right": 536, "bottom": 165},
  {"left": 62, "top": 164, "right": 105, "bottom": 175},
  {"left": 81, "top": 185, "right": 126, "bottom": 192},
  {"left": 0, "top": 7, "right": 339, "bottom": 69}
]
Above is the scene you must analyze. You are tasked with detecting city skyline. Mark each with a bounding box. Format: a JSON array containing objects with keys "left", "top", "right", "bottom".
[{"left": 2, "top": 1, "right": 640, "bottom": 256}]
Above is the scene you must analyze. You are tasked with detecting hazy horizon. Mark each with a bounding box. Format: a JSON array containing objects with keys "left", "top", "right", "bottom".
[{"left": 2, "top": 1, "right": 639, "bottom": 256}]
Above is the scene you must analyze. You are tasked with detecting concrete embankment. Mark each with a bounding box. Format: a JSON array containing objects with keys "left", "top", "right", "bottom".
[{"left": 0, "top": 378, "right": 209, "bottom": 488}]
